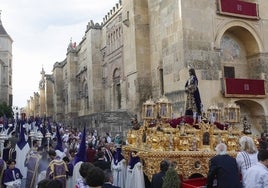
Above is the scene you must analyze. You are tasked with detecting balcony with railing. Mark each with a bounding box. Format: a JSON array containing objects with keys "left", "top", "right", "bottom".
[
  {"left": 222, "top": 78, "right": 266, "bottom": 98},
  {"left": 217, "top": 0, "right": 259, "bottom": 20}
]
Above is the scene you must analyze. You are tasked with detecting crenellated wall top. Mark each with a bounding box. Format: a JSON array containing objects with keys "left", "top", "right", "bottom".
[{"left": 101, "top": 0, "right": 122, "bottom": 26}]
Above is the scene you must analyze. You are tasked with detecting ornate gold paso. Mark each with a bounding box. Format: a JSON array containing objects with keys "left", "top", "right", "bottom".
[
  {"left": 123, "top": 123, "right": 239, "bottom": 180},
  {"left": 123, "top": 97, "right": 254, "bottom": 180}
]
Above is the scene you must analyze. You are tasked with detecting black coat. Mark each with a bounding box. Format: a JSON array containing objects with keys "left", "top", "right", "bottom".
[
  {"left": 102, "top": 183, "right": 120, "bottom": 188},
  {"left": 93, "top": 159, "right": 111, "bottom": 170},
  {"left": 151, "top": 171, "right": 166, "bottom": 188},
  {"left": 207, "top": 154, "right": 242, "bottom": 188}
]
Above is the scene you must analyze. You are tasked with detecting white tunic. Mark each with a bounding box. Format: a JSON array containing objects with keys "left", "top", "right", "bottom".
[
  {"left": 15, "top": 143, "right": 30, "bottom": 178},
  {"left": 244, "top": 162, "right": 268, "bottom": 188},
  {"left": 236, "top": 151, "right": 258, "bottom": 187},
  {"left": 111, "top": 158, "right": 127, "bottom": 188},
  {"left": 71, "top": 161, "right": 83, "bottom": 188},
  {"left": 125, "top": 162, "right": 145, "bottom": 188}
]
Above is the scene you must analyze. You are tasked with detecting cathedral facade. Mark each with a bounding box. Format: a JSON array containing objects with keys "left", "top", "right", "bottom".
[
  {"left": 26, "top": 0, "right": 268, "bottom": 135},
  {"left": 0, "top": 15, "right": 13, "bottom": 106}
]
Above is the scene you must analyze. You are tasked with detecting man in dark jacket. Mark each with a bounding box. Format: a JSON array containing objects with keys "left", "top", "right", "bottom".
[
  {"left": 151, "top": 160, "right": 170, "bottom": 188},
  {"left": 207, "top": 143, "right": 242, "bottom": 188},
  {"left": 102, "top": 169, "right": 120, "bottom": 188},
  {"left": 94, "top": 151, "right": 111, "bottom": 170}
]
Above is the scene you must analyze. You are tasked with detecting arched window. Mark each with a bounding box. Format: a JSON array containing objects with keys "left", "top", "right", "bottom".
[{"left": 113, "top": 68, "right": 121, "bottom": 109}]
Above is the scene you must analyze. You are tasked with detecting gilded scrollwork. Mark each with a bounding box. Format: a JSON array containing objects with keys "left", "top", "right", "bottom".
[{"left": 123, "top": 98, "right": 249, "bottom": 180}]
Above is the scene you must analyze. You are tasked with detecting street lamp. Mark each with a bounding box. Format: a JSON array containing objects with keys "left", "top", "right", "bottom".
[
  {"left": 35, "top": 131, "right": 43, "bottom": 147},
  {"left": 0, "top": 124, "right": 8, "bottom": 158},
  {"left": 45, "top": 131, "right": 51, "bottom": 151},
  {"left": 29, "top": 130, "right": 35, "bottom": 148}
]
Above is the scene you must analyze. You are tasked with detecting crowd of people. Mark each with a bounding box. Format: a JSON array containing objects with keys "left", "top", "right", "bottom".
[
  {"left": 0, "top": 117, "right": 268, "bottom": 188},
  {"left": 0, "top": 120, "right": 130, "bottom": 188},
  {"left": 207, "top": 136, "right": 268, "bottom": 188}
]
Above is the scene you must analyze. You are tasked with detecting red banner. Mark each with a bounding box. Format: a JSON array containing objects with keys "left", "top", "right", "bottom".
[
  {"left": 225, "top": 78, "right": 265, "bottom": 97},
  {"left": 218, "top": 0, "right": 259, "bottom": 19}
]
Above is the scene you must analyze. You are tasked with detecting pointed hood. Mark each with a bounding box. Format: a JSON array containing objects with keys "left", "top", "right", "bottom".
[
  {"left": 16, "top": 122, "right": 27, "bottom": 150},
  {"left": 55, "top": 125, "right": 63, "bottom": 152},
  {"left": 113, "top": 147, "right": 124, "bottom": 165},
  {"left": 74, "top": 126, "right": 86, "bottom": 165}
]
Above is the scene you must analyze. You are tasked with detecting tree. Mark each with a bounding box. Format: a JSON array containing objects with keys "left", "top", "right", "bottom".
[{"left": 0, "top": 102, "right": 14, "bottom": 118}]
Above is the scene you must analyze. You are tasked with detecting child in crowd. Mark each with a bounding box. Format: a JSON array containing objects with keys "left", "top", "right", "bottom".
[{"left": 3, "top": 159, "right": 23, "bottom": 188}]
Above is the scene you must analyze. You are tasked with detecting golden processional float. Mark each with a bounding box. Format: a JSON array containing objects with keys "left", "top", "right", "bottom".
[{"left": 122, "top": 96, "right": 258, "bottom": 180}]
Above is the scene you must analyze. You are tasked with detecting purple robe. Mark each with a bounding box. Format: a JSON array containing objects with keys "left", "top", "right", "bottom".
[
  {"left": 25, "top": 152, "right": 41, "bottom": 188},
  {"left": 3, "top": 168, "right": 23, "bottom": 184},
  {"left": 46, "top": 157, "right": 68, "bottom": 188},
  {"left": 0, "top": 159, "right": 6, "bottom": 188},
  {"left": 67, "top": 162, "right": 74, "bottom": 178}
]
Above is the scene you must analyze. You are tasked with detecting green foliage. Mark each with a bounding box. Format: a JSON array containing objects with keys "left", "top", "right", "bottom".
[
  {"left": 0, "top": 102, "right": 14, "bottom": 118},
  {"left": 162, "top": 168, "right": 181, "bottom": 188}
]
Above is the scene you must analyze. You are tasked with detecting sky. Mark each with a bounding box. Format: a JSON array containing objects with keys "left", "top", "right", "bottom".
[{"left": 1, "top": 0, "right": 119, "bottom": 108}]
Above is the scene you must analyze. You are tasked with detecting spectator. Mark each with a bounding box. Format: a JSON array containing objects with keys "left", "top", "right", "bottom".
[
  {"left": 102, "top": 169, "right": 120, "bottom": 188},
  {"left": 2, "top": 140, "right": 16, "bottom": 162},
  {"left": 98, "top": 145, "right": 113, "bottom": 162},
  {"left": 46, "top": 179, "right": 63, "bottom": 188},
  {"left": 68, "top": 148, "right": 76, "bottom": 166},
  {"left": 258, "top": 133, "right": 268, "bottom": 150},
  {"left": 244, "top": 149, "right": 268, "bottom": 188},
  {"left": 75, "top": 162, "right": 93, "bottom": 188},
  {"left": 86, "top": 166, "right": 105, "bottom": 188},
  {"left": 94, "top": 151, "right": 111, "bottom": 170},
  {"left": 3, "top": 159, "right": 23, "bottom": 188},
  {"left": 207, "top": 143, "right": 242, "bottom": 188},
  {"left": 151, "top": 160, "right": 170, "bottom": 188},
  {"left": 37, "top": 179, "right": 49, "bottom": 188},
  {"left": 236, "top": 136, "right": 258, "bottom": 187},
  {"left": 86, "top": 142, "right": 97, "bottom": 163},
  {"left": 106, "top": 133, "right": 112, "bottom": 143}
]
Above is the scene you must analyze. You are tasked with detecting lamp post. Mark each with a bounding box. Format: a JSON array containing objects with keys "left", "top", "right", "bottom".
[
  {"left": 45, "top": 132, "right": 51, "bottom": 151},
  {"left": 29, "top": 130, "right": 35, "bottom": 148},
  {"left": 0, "top": 124, "right": 8, "bottom": 158},
  {"left": 35, "top": 131, "right": 43, "bottom": 147}
]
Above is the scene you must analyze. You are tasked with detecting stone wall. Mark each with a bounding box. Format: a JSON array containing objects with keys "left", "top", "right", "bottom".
[{"left": 73, "top": 110, "right": 133, "bottom": 138}]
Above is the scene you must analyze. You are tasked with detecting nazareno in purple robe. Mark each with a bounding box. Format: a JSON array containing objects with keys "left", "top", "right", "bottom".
[
  {"left": 0, "top": 159, "right": 6, "bottom": 188},
  {"left": 46, "top": 157, "right": 68, "bottom": 188},
  {"left": 3, "top": 167, "right": 23, "bottom": 184},
  {"left": 25, "top": 152, "right": 41, "bottom": 188}
]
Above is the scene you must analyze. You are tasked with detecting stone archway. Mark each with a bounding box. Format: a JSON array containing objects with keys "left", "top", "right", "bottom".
[
  {"left": 215, "top": 21, "right": 263, "bottom": 80},
  {"left": 214, "top": 20, "right": 263, "bottom": 53}
]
